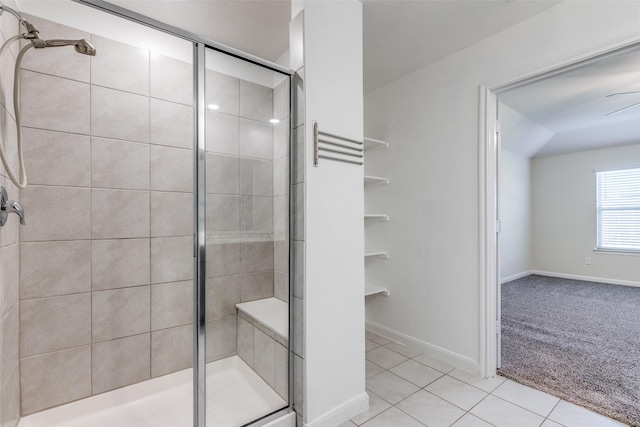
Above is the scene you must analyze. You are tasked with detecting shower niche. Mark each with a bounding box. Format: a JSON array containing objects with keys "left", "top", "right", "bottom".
[{"left": 4, "top": 5, "right": 292, "bottom": 427}]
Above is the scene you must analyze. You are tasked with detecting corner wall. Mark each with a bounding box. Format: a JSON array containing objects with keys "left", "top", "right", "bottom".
[
  {"left": 532, "top": 143, "right": 640, "bottom": 285},
  {"left": 364, "top": 1, "right": 640, "bottom": 372}
]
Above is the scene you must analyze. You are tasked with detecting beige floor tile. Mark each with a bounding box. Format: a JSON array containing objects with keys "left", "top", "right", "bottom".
[
  {"left": 470, "top": 395, "right": 545, "bottom": 427},
  {"left": 351, "top": 392, "right": 391, "bottom": 425},
  {"left": 366, "top": 331, "right": 392, "bottom": 346},
  {"left": 541, "top": 420, "right": 564, "bottom": 427},
  {"left": 451, "top": 413, "right": 494, "bottom": 427},
  {"left": 361, "top": 407, "right": 423, "bottom": 427},
  {"left": 366, "top": 346, "right": 408, "bottom": 369},
  {"left": 448, "top": 368, "right": 506, "bottom": 392},
  {"left": 390, "top": 359, "right": 444, "bottom": 387},
  {"left": 548, "top": 400, "right": 628, "bottom": 427},
  {"left": 492, "top": 379, "right": 560, "bottom": 417},
  {"left": 384, "top": 341, "right": 422, "bottom": 358},
  {"left": 396, "top": 389, "right": 465, "bottom": 427},
  {"left": 413, "top": 353, "right": 456, "bottom": 373},
  {"left": 366, "top": 339, "right": 381, "bottom": 352},
  {"left": 365, "top": 360, "right": 385, "bottom": 379},
  {"left": 366, "top": 371, "right": 420, "bottom": 405},
  {"left": 425, "top": 376, "right": 487, "bottom": 411}
]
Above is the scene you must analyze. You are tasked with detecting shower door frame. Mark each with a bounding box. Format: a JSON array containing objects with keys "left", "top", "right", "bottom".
[{"left": 72, "top": 2, "right": 295, "bottom": 426}]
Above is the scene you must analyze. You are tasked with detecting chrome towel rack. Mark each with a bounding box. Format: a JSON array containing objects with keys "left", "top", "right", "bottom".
[{"left": 313, "top": 121, "right": 363, "bottom": 167}]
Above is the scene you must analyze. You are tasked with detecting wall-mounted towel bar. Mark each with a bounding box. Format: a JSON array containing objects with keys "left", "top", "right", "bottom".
[{"left": 313, "top": 121, "right": 364, "bottom": 167}]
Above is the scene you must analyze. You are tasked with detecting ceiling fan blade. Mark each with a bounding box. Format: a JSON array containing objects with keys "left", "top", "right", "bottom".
[
  {"left": 605, "top": 91, "right": 640, "bottom": 97},
  {"left": 606, "top": 100, "right": 640, "bottom": 116}
]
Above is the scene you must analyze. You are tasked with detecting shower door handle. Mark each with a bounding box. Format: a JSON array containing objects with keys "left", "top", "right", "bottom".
[{"left": 0, "top": 186, "right": 25, "bottom": 225}]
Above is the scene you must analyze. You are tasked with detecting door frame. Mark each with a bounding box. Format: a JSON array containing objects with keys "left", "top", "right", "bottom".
[{"left": 478, "top": 40, "right": 640, "bottom": 378}]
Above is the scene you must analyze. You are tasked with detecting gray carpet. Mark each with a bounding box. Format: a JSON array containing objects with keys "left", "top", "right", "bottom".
[{"left": 498, "top": 274, "right": 640, "bottom": 426}]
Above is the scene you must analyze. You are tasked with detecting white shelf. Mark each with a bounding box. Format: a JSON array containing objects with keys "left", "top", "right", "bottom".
[
  {"left": 365, "top": 284, "right": 390, "bottom": 297},
  {"left": 365, "top": 251, "right": 389, "bottom": 259},
  {"left": 364, "top": 175, "right": 389, "bottom": 185},
  {"left": 363, "top": 137, "right": 389, "bottom": 151},
  {"left": 365, "top": 214, "right": 389, "bottom": 221}
]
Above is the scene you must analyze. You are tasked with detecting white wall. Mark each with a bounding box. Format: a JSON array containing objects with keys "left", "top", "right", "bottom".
[
  {"left": 532, "top": 143, "right": 640, "bottom": 285},
  {"left": 302, "top": 1, "right": 367, "bottom": 426},
  {"left": 499, "top": 149, "right": 531, "bottom": 281},
  {"left": 364, "top": 1, "right": 640, "bottom": 372}
]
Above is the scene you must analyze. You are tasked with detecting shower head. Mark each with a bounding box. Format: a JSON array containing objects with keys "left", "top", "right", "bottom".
[{"left": 33, "top": 39, "right": 97, "bottom": 56}]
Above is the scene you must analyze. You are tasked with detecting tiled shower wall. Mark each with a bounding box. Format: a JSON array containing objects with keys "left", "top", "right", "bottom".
[
  {"left": 16, "top": 14, "right": 287, "bottom": 416},
  {"left": 0, "top": 2, "right": 22, "bottom": 426}
]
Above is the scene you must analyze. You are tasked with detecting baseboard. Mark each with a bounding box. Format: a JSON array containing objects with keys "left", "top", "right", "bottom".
[
  {"left": 501, "top": 270, "right": 534, "bottom": 284},
  {"left": 531, "top": 270, "right": 640, "bottom": 288},
  {"left": 365, "top": 321, "right": 480, "bottom": 374},
  {"left": 303, "top": 392, "right": 369, "bottom": 427}
]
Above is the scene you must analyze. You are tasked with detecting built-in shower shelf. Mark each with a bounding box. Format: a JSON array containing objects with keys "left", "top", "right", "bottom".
[
  {"left": 236, "top": 298, "right": 288, "bottom": 340},
  {"left": 365, "top": 251, "right": 389, "bottom": 259},
  {"left": 364, "top": 175, "right": 389, "bottom": 185},
  {"left": 365, "top": 214, "right": 389, "bottom": 221},
  {"left": 365, "top": 284, "right": 390, "bottom": 297},
  {"left": 364, "top": 137, "right": 389, "bottom": 151}
]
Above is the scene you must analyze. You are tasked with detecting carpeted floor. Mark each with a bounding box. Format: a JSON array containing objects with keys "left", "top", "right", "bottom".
[{"left": 498, "top": 274, "right": 640, "bottom": 426}]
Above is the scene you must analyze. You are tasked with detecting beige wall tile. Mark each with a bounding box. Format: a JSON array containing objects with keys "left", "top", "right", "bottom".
[
  {"left": 92, "top": 239, "right": 150, "bottom": 290},
  {"left": 293, "top": 297, "right": 304, "bottom": 358},
  {"left": 206, "top": 238, "right": 240, "bottom": 277},
  {"left": 92, "top": 189, "right": 150, "bottom": 239},
  {"left": 206, "top": 111, "right": 239, "bottom": 156},
  {"left": 273, "top": 156, "right": 289, "bottom": 196},
  {"left": 274, "top": 271, "right": 288, "bottom": 303},
  {"left": 21, "top": 346, "right": 91, "bottom": 415},
  {"left": 274, "top": 195, "right": 288, "bottom": 235},
  {"left": 90, "top": 35, "right": 149, "bottom": 96},
  {"left": 206, "top": 275, "right": 241, "bottom": 320},
  {"left": 19, "top": 14, "right": 90, "bottom": 83},
  {"left": 206, "top": 153, "right": 240, "bottom": 195},
  {"left": 151, "top": 281, "right": 192, "bottom": 331},
  {"left": 275, "top": 341, "right": 288, "bottom": 400},
  {"left": 91, "top": 138, "right": 149, "bottom": 190},
  {"left": 1, "top": 244, "right": 18, "bottom": 316},
  {"left": 237, "top": 315, "right": 253, "bottom": 367},
  {"left": 23, "top": 128, "right": 90, "bottom": 187},
  {"left": 20, "top": 186, "right": 91, "bottom": 241},
  {"left": 241, "top": 196, "right": 273, "bottom": 234},
  {"left": 239, "top": 80, "right": 273, "bottom": 122},
  {"left": 150, "top": 53, "right": 192, "bottom": 106},
  {"left": 206, "top": 194, "right": 241, "bottom": 234},
  {"left": 1, "top": 362, "right": 20, "bottom": 427},
  {"left": 240, "top": 271, "right": 274, "bottom": 302},
  {"left": 150, "top": 99, "right": 193, "bottom": 149},
  {"left": 20, "top": 71, "right": 90, "bottom": 135},
  {"left": 92, "top": 286, "right": 150, "bottom": 342},
  {"left": 91, "top": 86, "right": 149, "bottom": 143},
  {"left": 150, "top": 145, "right": 193, "bottom": 192},
  {"left": 273, "top": 117, "right": 290, "bottom": 160},
  {"left": 240, "top": 158, "right": 273, "bottom": 197},
  {"left": 151, "top": 237, "right": 193, "bottom": 284},
  {"left": 20, "top": 293, "right": 91, "bottom": 357},
  {"left": 241, "top": 239, "right": 274, "bottom": 273},
  {"left": 274, "top": 239, "right": 288, "bottom": 272},
  {"left": 150, "top": 191, "right": 192, "bottom": 237},
  {"left": 92, "top": 334, "right": 150, "bottom": 394},
  {"left": 239, "top": 119, "right": 273, "bottom": 160},
  {"left": 206, "top": 70, "right": 239, "bottom": 116},
  {"left": 254, "top": 327, "right": 275, "bottom": 387},
  {"left": 272, "top": 79, "right": 289, "bottom": 122},
  {"left": 2, "top": 304, "right": 18, "bottom": 386},
  {"left": 151, "top": 325, "right": 192, "bottom": 378},
  {"left": 293, "top": 241, "right": 304, "bottom": 299},
  {"left": 21, "top": 241, "right": 91, "bottom": 299},
  {"left": 206, "top": 316, "right": 236, "bottom": 362}
]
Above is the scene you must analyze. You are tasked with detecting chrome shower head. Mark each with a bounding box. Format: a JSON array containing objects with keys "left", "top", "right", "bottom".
[{"left": 34, "top": 39, "right": 96, "bottom": 56}]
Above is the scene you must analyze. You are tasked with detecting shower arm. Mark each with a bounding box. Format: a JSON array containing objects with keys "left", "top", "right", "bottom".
[{"left": 0, "top": 3, "right": 40, "bottom": 39}]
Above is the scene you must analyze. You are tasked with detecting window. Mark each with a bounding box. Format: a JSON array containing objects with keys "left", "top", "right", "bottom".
[{"left": 596, "top": 167, "right": 640, "bottom": 252}]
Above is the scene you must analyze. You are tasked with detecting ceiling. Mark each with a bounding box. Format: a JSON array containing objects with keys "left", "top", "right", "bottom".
[{"left": 500, "top": 48, "right": 640, "bottom": 158}]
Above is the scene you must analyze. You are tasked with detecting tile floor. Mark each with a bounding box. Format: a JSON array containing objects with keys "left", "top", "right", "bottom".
[{"left": 339, "top": 331, "right": 628, "bottom": 427}]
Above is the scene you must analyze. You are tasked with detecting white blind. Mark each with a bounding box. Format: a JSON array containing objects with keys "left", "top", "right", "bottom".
[{"left": 596, "top": 167, "right": 640, "bottom": 251}]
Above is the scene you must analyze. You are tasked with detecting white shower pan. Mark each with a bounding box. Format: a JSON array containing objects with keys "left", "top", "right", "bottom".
[{"left": 18, "top": 356, "right": 289, "bottom": 427}]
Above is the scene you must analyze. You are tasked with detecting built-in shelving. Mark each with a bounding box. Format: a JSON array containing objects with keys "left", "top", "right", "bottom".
[
  {"left": 365, "top": 214, "right": 389, "bottom": 221},
  {"left": 364, "top": 175, "right": 389, "bottom": 185},
  {"left": 364, "top": 136, "right": 390, "bottom": 298},
  {"left": 365, "top": 284, "right": 390, "bottom": 297},
  {"left": 364, "top": 251, "right": 389, "bottom": 259}
]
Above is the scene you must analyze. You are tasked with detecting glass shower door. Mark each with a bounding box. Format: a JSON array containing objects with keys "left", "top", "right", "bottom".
[{"left": 203, "top": 47, "right": 291, "bottom": 426}]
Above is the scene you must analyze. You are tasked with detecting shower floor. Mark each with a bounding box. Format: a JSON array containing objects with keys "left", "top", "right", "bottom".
[{"left": 18, "top": 356, "right": 287, "bottom": 427}]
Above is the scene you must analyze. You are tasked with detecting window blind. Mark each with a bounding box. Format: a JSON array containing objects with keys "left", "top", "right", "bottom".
[{"left": 596, "top": 167, "right": 640, "bottom": 251}]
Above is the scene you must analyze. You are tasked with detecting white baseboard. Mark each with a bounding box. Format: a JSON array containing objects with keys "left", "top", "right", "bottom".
[
  {"left": 501, "top": 270, "right": 534, "bottom": 284},
  {"left": 303, "top": 392, "right": 369, "bottom": 427},
  {"left": 365, "top": 321, "right": 480, "bottom": 375},
  {"left": 531, "top": 270, "right": 640, "bottom": 288}
]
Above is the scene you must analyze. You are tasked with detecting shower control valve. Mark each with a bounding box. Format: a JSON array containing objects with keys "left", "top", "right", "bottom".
[{"left": 0, "top": 186, "right": 25, "bottom": 226}]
